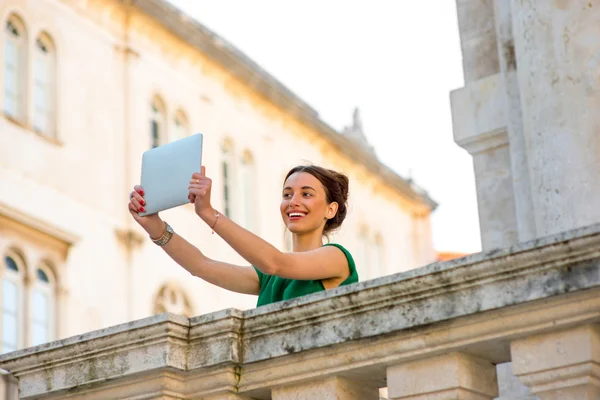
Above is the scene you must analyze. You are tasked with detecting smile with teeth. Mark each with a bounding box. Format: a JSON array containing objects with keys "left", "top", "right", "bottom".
[{"left": 288, "top": 212, "right": 307, "bottom": 220}]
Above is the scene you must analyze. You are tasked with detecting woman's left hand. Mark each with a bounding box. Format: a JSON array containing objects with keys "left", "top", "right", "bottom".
[{"left": 189, "top": 166, "right": 213, "bottom": 217}]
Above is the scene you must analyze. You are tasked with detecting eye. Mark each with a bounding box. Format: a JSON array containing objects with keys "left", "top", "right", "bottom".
[
  {"left": 283, "top": 193, "right": 292, "bottom": 199},
  {"left": 303, "top": 192, "right": 312, "bottom": 197}
]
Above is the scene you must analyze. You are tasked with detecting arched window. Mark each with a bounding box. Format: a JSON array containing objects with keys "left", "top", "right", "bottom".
[
  {"left": 150, "top": 96, "right": 166, "bottom": 148},
  {"left": 3, "top": 15, "right": 27, "bottom": 121},
  {"left": 33, "top": 33, "right": 57, "bottom": 136},
  {"left": 1, "top": 253, "right": 25, "bottom": 353},
  {"left": 173, "top": 109, "right": 188, "bottom": 140},
  {"left": 30, "top": 263, "right": 54, "bottom": 346},
  {"left": 154, "top": 283, "right": 193, "bottom": 318},
  {"left": 221, "top": 140, "right": 235, "bottom": 218},
  {"left": 240, "top": 150, "right": 257, "bottom": 232}
]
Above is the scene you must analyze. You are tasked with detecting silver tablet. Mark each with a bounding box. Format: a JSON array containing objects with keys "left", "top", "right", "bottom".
[{"left": 139, "top": 133, "right": 203, "bottom": 216}]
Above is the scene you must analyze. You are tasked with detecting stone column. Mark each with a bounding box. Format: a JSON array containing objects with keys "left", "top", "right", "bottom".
[
  {"left": 493, "top": 0, "right": 536, "bottom": 242},
  {"left": 455, "top": 0, "right": 499, "bottom": 82},
  {"left": 452, "top": 83, "right": 520, "bottom": 251},
  {"left": 511, "top": 0, "right": 600, "bottom": 237},
  {"left": 511, "top": 324, "right": 600, "bottom": 399},
  {"left": 0, "top": 372, "right": 18, "bottom": 400},
  {"left": 386, "top": 353, "right": 498, "bottom": 399},
  {"left": 271, "top": 377, "right": 379, "bottom": 400}
]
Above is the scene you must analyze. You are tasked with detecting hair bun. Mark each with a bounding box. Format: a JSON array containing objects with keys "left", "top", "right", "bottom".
[{"left": 335, "top": 171, "right": 350, "bottom": 201}]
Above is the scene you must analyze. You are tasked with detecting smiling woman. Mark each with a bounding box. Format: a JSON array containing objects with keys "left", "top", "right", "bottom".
[{"left": 127, "top": 164, "right": 358, "bottom": 307}]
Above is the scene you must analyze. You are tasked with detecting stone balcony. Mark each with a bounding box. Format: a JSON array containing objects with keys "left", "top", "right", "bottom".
[{"left": 2, "top": 224, "right": 600, "bottom": 399}]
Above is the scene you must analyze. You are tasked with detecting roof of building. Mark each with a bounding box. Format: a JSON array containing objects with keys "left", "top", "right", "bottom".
[
  {"left": 437, "top": 251, "right": 470, "bottom": 262},
  {"left": 131, "top": 0, "right": 437, "bottom": 211}
]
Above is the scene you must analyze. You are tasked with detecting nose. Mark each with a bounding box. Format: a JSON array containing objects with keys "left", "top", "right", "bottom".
[{"left": 289, "top": 192, "right": 301, "bottom": 208}]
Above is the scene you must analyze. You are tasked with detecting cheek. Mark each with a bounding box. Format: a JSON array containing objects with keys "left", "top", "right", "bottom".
[{"left": 280, "top": 200, "right": 287, "bottom": 215}]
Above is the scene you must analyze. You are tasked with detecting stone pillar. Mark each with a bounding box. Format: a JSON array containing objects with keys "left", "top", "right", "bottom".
[
  {"left": 0, "top": 372, "right": 18, "bottom": 400},
  {"left": 493, "top": 0, "right": 536, "bottom": 243},
  {"left": 452, "top": 75, "right": 520, "bottom": 251},
  {"left": 455, "top": 0, "right": 499, "bottom": 82},
  {"left": 511, "top": 0, "right": 600, "bottom": 237},
  {"left": 271, "top": 377, "right": 379, "bottom": 400},
  {"left": 511, "top": 324, "right": 600, "bottom": 399},
  {"left": 386, "top": 353, "right": 498, "bottom": 399}
]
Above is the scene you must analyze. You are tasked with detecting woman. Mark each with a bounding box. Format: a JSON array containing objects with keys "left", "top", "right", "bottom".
[{"left": 128, "top": 164, "right": 358, "bottom": 307}]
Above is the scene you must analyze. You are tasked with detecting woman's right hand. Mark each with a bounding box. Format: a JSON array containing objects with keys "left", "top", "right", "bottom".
[{"left": 128, "top": 185, "right": 164, "bottom": 237}]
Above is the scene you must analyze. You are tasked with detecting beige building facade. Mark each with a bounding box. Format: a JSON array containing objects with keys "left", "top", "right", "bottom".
[{"left": 0, "top": 0, "right": 436, "bottom": 359}]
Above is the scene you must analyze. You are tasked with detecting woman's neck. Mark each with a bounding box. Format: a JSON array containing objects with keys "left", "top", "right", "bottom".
[{"left": 292, "top": 232, "right": 324, "bottom": 252}]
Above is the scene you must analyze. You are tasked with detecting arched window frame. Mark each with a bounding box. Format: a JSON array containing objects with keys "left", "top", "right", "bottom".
[
  {"left": 32, "top": 32, "right": 57, "bottom": 137},
  {"left": 173, "top": 109, "right": 189, "bottom": 141},
  {"left": 240, "top": 150, "right": 257, "bottom": 233},
  {"left": 154, "top": 283, "right": 193, "bottom": 318},
  {"left": 150, "top": 96, "right": 166, "bottom": 148},
  {"left": 3, "top": 14, "right": 28, "bottom": 122},
  {"left": 221, "top": 139, "right": 235, "bottom": 219},
  {"left": 1, "top": 250, "right": 26, "bottom": 354},
  {"left": 30, "top": 261, "right": 55, "bottom": 347}
]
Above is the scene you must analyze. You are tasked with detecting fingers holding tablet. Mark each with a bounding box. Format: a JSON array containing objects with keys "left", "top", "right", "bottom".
[
  {"left": 189, "top": 170, "right": 212, "bottom": 214},
  {"left": 129, "top": 186, "right": 146, "bottom": 213}
]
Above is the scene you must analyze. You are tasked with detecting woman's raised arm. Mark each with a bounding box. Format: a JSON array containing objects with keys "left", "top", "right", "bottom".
[{"left": 128, "top": 186, "right": 260, "bottom": 295}]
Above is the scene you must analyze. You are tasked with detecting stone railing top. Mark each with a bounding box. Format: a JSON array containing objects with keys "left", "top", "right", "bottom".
[{"left": 3, "top": 223, "right": 600, "bottom": 398}]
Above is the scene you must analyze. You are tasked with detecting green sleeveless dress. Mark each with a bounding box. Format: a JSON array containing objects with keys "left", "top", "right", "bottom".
[{"left": 253, "top": 243, "right": 359, "bottom": 307}]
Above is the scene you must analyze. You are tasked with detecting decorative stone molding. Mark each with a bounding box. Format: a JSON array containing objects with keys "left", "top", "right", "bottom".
[
  {"left": 0, "top": 202, "right": 79, "bottom": 258},
  {"left": 451, "top": 73, "right": 508, "bottom": 155},
  {"left": 511, "top": 324, "right": 600, "bottom": 399},
  {"left": 2, "top": 223, "right": 600, "bottom": 398}
]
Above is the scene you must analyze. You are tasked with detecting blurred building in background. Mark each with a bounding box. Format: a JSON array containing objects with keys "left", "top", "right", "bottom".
[{"left": 0, "top": 0, "right": 437, "bottom": 361}]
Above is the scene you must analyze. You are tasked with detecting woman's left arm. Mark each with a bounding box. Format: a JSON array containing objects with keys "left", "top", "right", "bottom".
[
  {"left": 190, "top": 168, "right": 347, "bottom": 281},
  {"left": 200, "top": 207, "right": 347, "bottom": 280}
]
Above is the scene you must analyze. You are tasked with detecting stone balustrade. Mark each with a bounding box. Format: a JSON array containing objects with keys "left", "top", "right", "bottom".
[{"left": 2, "top": 224, "right": 600, "bottom": 399}]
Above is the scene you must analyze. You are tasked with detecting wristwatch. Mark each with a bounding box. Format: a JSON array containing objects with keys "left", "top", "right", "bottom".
[{"left": 151, "top": 222, "right": 174, "bottom": 246}]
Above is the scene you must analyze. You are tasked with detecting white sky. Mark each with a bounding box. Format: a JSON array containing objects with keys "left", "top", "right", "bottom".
[{"left": 166, "top": 0, "right": 482, "bottom": 254}]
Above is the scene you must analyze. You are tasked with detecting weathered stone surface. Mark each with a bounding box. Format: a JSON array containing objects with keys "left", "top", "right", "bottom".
[
  {"left": 387, "top": 353, "right": 498, "bottom": 399},
  {"left": 451, "top": 74, "right": 519, "bottom": 250},
  {"left": 511, "top": 0, "right": 600, "bottom": 238},
  {"left": 272, "top": 377, "right": 379, "bottom": 400},
  {"left": 455, "top": 0, "right": 500, "bottom": 82},
  {"left": 511, "top": 325, "right": 600, "bottom": 400},
  {"left": 493, "top": 0, "right": 536, "bottom": 244}
]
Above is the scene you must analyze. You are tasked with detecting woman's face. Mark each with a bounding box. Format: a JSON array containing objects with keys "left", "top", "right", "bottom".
[{"left": 280, "top": 172, "right": 336, "bottom": 235}]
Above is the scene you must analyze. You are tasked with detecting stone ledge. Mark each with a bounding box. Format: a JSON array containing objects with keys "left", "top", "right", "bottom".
[{"left": 1, "top": 224, "right": 600, "bottom": 398}]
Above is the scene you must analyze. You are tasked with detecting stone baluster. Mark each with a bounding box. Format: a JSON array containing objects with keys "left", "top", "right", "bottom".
[
  {"left": 386, "top": 353, "right": 498, "bottom": 399},
  {"left": 271, "top": 377, "right": 379, "bottom": 400},
  {"left": 511, "top": 324, "right": 600, "bottom": 400}
]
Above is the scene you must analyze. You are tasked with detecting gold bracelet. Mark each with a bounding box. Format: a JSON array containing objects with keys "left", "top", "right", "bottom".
[
  {"left": 151, "top": 222, "right": 174, "bottom": 246},
  {"left": 211, "top": 212, "right": 220, "bottom": 235}
]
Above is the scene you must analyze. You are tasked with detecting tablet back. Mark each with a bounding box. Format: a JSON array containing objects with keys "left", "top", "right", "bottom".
[{"left": 139, "top": 133, "right": 203, "bottom": 216}]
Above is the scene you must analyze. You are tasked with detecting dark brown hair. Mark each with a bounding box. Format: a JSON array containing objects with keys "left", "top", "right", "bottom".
[{"left": 284, "top": 165, "right": 350, "bottom": 236}]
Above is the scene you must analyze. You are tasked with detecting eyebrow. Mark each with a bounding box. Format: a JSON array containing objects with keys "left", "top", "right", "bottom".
[{"left": 283, "top": 186, "right": 316, "bottom": 191}]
